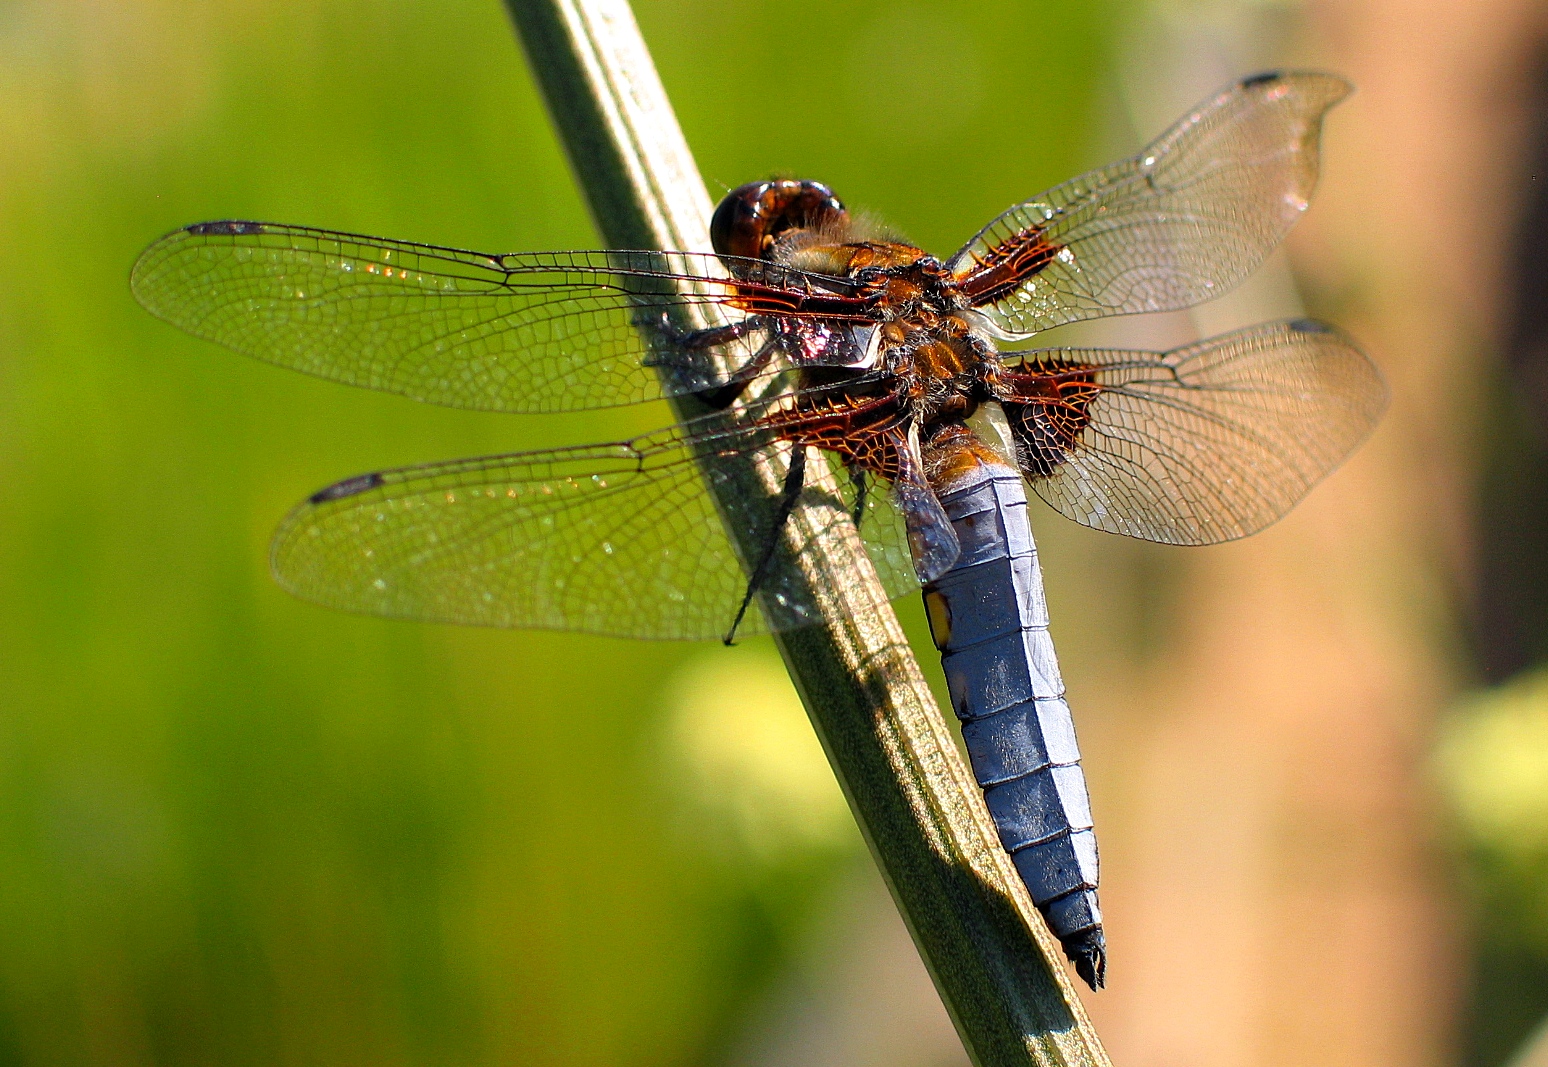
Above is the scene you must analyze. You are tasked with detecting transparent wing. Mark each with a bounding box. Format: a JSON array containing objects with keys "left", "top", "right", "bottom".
[
  {"left": 131, "top": 221, "right": 873, "bottom": 414},
  {"left": 1001, "top": 319, "right": 1387, "bottom": 544},
  {"left": 271, "top": 407, "right": 922, "bottom": 640},
  {"left": 949, "top": 72, "right": 1350, "bottom": 336}
]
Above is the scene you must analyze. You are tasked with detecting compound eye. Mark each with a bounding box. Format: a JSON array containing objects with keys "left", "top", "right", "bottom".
[
  {"left": 709, "top": 181, "right": 773, "bottom": 263},
  {"left": 801, "top": 183, "right": 846, "bottom": 225},
  {"left": 710, "top": 180, "right": 850, "bottom": 271},
  {"left": 781, "top": 181, "right": 846, "bottom": 237}
]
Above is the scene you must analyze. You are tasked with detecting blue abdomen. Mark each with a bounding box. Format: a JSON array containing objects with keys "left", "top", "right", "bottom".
[{"left": 923, "top": 461, "right": 1106, "bottom": 989}]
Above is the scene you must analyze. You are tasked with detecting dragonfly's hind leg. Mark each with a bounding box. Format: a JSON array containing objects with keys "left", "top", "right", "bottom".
[
  {"left": 845, "top": 462, "right": 869, "bottom": 530},
  {"left": 723, "top": 445, "right": 808, "bottom": 645},
  {"left": 650, "top": 313, "right": 779, "bottom": 410}
]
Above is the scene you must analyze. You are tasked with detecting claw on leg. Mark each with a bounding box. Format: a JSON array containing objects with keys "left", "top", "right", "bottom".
[
  {"left": 646, "top": 313, "right": 779, "bottom": 411},
  {"left": 723, "top": 446, "right": 808, "bottom": 645}
]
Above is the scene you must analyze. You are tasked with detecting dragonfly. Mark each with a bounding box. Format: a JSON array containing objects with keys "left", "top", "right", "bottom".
[{"left": 132, "top": 71, "right": 1386, "bottom": 991}]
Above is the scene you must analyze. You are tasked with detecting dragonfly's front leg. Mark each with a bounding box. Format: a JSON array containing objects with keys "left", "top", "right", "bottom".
[
  {"left": 648, "top": 313, "right": 781, "bottom": 410},
  {"left": 722, "top": 444, "right": 809, "bottom": 645}
]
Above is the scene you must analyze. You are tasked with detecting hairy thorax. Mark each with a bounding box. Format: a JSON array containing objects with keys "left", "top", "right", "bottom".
[{"left": 777, "top": 235, "right": 1002, "bottom": 424}]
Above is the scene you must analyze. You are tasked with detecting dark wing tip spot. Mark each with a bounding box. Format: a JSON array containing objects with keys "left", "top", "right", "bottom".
[
  {"left": 1240, "top": 71, "right": 1284, "bottom": 88},
  {"left": 1287, "top": 318, "right": 1333, "bottom": 334},
  {"left": 187, "top": 220, "right": 267, "bottom": 237},
  {"left": 310, "top": 472, "right": 384, "bottom": 504}
]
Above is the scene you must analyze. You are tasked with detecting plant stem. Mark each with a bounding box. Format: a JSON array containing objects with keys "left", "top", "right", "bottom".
[{"left": 500, "top": 2, "right": 1112, "bottom": 1062}]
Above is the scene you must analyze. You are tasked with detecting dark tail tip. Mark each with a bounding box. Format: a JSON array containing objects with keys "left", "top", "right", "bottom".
[
  {"left": 1240, "top": 70, "right": 1284, "bottom": 89},
  {"left": 1063, "top": 928, "right": 1107, "bottom": 991}
]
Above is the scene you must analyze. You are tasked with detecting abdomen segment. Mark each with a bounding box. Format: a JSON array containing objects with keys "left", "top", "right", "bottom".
[{"left": 923, "top": 462, "right": 1105, "bottom": 989}]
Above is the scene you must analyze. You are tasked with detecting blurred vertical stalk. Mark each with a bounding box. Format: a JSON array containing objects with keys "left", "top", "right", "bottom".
[{"left": 499, "top": 1, "right": 1111, "bottom": 1063}]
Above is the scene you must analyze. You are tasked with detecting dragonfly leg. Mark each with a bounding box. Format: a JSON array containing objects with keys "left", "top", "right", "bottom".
[
  {"left": 692, "top": 336, "right": 781, "bottom": 410},
  {"left": 846, "top": 462, "right": 869, "bottom": 530},
  {"left": 653, "top": 313, "right": 766, "bottom": 352},
  {"left": 649, "top": 313, "right": 779, "bottom": 410},
  {"left": 723, "top": 445, "right": 808, "bottom": 645}
]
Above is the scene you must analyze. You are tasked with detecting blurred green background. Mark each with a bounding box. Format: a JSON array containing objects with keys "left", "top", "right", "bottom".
[{"left": 0, "top": 0, "right": 1113, "bottom": 1062}]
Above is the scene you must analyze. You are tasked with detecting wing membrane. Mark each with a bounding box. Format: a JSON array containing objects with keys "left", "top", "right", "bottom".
[
  {"left": 1005, "top": 319, "right": 1386, "bottom": 544},
  {"left": 131, "top": 221, "right": 871, "bottom": 414},
  {"left": 271, "top": 405, "right": 920, "bottom": 640},
  {"left": 950, "top": 72, "right": 1350, "bottom": 336}
]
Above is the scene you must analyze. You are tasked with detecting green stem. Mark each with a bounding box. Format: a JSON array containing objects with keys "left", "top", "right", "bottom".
[{"left": 500, "top": 2, "right": 1112, "bottom": 1062}]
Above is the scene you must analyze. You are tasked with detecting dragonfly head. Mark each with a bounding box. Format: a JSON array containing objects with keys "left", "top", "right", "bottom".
[{"left": 710, "top": 179, "right": 847, "bottom": 273}]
